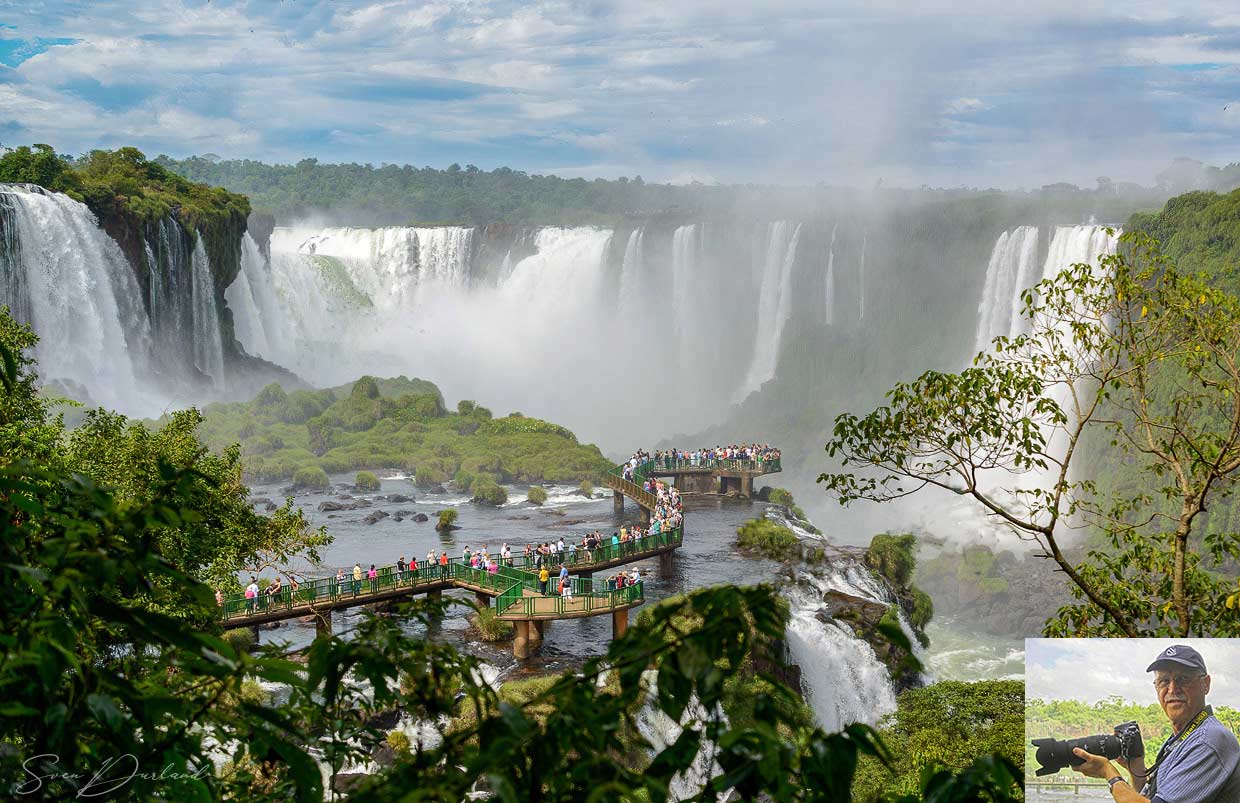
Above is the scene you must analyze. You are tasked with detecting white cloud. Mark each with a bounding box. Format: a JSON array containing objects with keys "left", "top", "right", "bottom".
[
  {"left": 1026, "top": 639, "right": 1240, "bottom": 706},
  {"left": 943, "top": 97, "right": 990, "bottom": 115}
]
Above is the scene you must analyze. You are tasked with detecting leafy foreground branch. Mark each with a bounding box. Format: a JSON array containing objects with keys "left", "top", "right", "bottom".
[
  {"left": 821, "top": 231, "right": 1240, "bottom": 637},
  {"left": 0, "top": 465, "right": 1019, "bottom": 801}
]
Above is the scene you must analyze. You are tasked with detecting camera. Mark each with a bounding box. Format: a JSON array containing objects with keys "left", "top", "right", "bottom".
[{"left": 1031, "top": 721, "right": 1144, "bottom": 776}]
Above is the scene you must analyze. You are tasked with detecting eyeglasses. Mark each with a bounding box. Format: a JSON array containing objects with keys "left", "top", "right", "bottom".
[{"left": 1153, "top": 674, "right": 1205, "bottom": 691}]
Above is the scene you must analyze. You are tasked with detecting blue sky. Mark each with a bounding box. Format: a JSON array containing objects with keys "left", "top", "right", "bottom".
[
  {"left": 0, "top": 1, "right": 1239, "bottom": 187},
  {"left": 1026, "top": 639, "right": 1240, "bottom": 705}
]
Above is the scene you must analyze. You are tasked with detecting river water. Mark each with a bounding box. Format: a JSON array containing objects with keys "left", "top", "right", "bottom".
[{"left": 246, "top": 473, "right": 1021, "bottom": 685}]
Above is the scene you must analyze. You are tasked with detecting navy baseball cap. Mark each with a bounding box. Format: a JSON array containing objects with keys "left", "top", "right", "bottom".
[{"left": 1147, "top": 644, "right": 1208, "bottom": 674}]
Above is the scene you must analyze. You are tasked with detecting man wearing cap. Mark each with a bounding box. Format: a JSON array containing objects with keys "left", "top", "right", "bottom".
[{"left": 1071, "top": 644, "right": 1240, "bottom": 803}]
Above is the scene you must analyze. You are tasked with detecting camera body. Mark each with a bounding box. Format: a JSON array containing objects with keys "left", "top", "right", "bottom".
[{"left": 1031, "top": 721, "right": 1144, "bottom": 776}]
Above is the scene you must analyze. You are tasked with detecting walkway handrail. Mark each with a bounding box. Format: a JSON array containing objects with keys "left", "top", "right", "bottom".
[
  {"left": 496, "top": 581, "right": 644, "bottom": 619},
  {"left": 222, "top": 526, "right": 682, "bottom": 623},
  {"left": 645, "top": 456, "right": 782, "bottom": 474},
  {"left": 606, "top": 459, "right": 658, "bottom": 509}
]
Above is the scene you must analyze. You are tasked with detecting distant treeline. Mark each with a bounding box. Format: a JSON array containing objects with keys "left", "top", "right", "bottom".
[
  {"left": 1026, "top": 697, "right": 1240, "bottom": 779},
  {"left": 150, "top": 152, "right": 1239, "bottom": 228}
]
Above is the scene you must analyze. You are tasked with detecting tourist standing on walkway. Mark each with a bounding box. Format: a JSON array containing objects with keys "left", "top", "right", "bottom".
[
  {"left": 538, "top": 565, "right": 550, "bottom": 594},
  {"left": 397, "top": 556, "right": 407, "bottom": 580},
  {"left": 368, "top": 564, "right": 378, "bottom": 591},
  {"left": 439, "top": 551, "right": 449, "bottom": 579},
  {"left": 352, "top": 563, "right": 363, "bottom": 596},
  {"left": 245, "top": 577, "right": 259, "bottom": 613}
]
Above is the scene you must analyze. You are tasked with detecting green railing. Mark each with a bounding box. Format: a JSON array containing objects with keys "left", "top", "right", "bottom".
[
  {"left": 221, "top": 526, "right": 681, "bottom": 623},
  {"left": 496, "top": 581, "right": 645, "bottom": 619},
  {"left": 645, "top": 456, "right": 781, "bottom": 473}
]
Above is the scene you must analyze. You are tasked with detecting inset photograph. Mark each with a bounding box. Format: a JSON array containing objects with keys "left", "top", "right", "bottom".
[{"left": 1026, "top": 639, "right": 1240, "bottom": 802}]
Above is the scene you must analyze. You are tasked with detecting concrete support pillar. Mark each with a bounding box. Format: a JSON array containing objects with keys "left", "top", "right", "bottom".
[
  {"left": 250, "top": 625, "right": 261, "bottom": 643},
  {"left": 475, "top": 591, "right": 491, "bottom": 608},
  {"left": 530, "top": 619, "right": 545, "bottom": 643},
  {"left": 614, "top": 490, "right": 624, "bottom": 512},
  {"left": 513, "top": 620, "right": 530, "bottom": 659},
  {"left": 428, "top": 590, "right": 442, "bottom": 601},
  {"left": 740, "top": 474, "right": 753, "bottom": 498},
  {"left": 659, "top": 550, "right": 674, "bottom": 576},
  {"left": 640, "top": 506, "right": 651, "bottom": 526},
  {"left": 314, "top": 610, "right": 332, "bottom": 639},
  {"left": 612, "top": 609, "right": 629, "bottom": 640}
]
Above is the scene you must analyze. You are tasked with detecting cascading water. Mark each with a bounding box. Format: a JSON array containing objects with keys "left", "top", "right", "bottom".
[
  {"left": 191, "top": 238, "right": 226, "bottom": 390},
  {"left": 0, "top": 184, "right": 153, "bottom": 411},
  {"left": 971, "top": 226, "right": 1041, "bottom": 357},
  {"left": 226, "top": 233, "right": 284, "bottom": 360},
  {"left": 737, "top": 221, "right": 802, "bottom": 401},
  {"left": 618, "top": 227, "right": 645, "bottom": 320}
]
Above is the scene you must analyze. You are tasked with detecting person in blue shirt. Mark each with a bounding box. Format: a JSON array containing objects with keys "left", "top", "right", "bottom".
[{"left": 1071, "top": 644, "right": 1240, "bottom": 803}]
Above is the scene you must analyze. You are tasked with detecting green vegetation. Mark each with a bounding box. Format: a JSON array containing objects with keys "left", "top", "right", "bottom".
[
  {"left": 435, "top": 508, "right": 458, "bottom": 531},
  {"left": 469, "top": 607, "right": 514, "bottom": 642},
  {"left": 578, "top": 479, "right": 594, "bottom": 498},
  {"left": 865, "top": 533, "right": 917, "bottom": 587},
  {"left": 526, "top": 485, "right": 548, "bottom": 505},
  {"left": 767, "top": 487, "right": 796, "bottom": 506},
  {"left": 736, "top": 518, "right": 800, "bottom": 561},
  {"left": 292, "top": 465, "right": 330, "bottom": 491},
  {"left": 196, "top": 375, "right": 613, "bottom": 487},
  {"left": 853, "top": 681, "right": 1025, "bottom": 802},
  {"left": 354, "top": 471, "right": 381, "bottom": 492},
  {"left": 470, "top": 479, "right": 507, "bottom": 506}
]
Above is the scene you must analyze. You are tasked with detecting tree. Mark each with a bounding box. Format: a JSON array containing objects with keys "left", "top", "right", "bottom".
[{"left": 821, "top": 231, "right": 1240, "bottom": 636}]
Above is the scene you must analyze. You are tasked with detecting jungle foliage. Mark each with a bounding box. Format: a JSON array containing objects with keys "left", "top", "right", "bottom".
[
  {"left": 0, "top": 144, "right": 249, "bottom": 231},
  {"left": 853, "top": 681, "right": 1026, "bottom": 803}
]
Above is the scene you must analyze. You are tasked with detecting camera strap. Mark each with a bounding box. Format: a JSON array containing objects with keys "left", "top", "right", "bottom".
[{"left": 1145, "top": 706, "right": 1212, "bottom": 799}]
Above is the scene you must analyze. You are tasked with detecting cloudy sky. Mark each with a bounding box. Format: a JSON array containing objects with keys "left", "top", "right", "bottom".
[
  {"left": 1, "top": 0, "right": 1239, "bottom": 187},
  {"left": 1027, "top": 639, "right": 1240, "bottom": 705}
]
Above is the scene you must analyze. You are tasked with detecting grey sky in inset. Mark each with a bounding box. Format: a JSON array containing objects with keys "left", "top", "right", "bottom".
[{"left": 1026, "top": 639, "right": 1240, "bottom": 706}]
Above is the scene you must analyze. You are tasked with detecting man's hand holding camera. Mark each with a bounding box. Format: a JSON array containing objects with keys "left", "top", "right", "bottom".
[{"left": 1071, "top": 723, "right": 1148, "bottom": 803}]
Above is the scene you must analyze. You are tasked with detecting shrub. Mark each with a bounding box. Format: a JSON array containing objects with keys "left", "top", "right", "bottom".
[
  {"left": 766, "top": 487, "right": 795, "bottom": 507},
  {"left": 222, "top": 627, "right": 257, "bottom": 654},
  {"left": 415, "top": 467, "right": 447, "bottom": 488},
  {"left": 578, "top": 479, "right": 594, "bottom": 498},
  {"left": 471, "top": 480, "right": 508, "bottom": 506},
  {"left": 454, "top": 469, "right": 476, "bottom": 493},
  {"left": 526, "top": 486, "right": 548, "bottom": 505},
  {"left": 911, "top": 587, "right": 934, "bottom": 631},
  {"left": 736, "top": 519, "right": 799, "bottom": 561},
  {"left": 436, "top": 509, "right": 458, "bottom": 531},
  {"left": 355, "top": 471, "right": 381, "bottom": 492},
  {"left": 291, "top": 465, "right": 330, "bottom": 491},
  {"left": 470, "top": 607, "right": 514, "bottom": 642},
  {"left": 865, "top": 532, "right": 917, "bottom": 588}
]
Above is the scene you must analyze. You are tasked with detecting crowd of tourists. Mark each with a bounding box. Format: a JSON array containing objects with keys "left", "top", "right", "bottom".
[
  {"left": 227, "top": 450, "right": 704, "bottom": 614},
  {"left": 651, "top": 444, "right": 780, "bottom": 470}
]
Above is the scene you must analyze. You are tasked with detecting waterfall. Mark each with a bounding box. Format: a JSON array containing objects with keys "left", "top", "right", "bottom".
[
  {"left": 618, "top": 227, "right": 644, "bottom": 319},
  {"left": 972, "top": 226, "right": 1040, "bottom": 357},
  {"left": 226, "top": 233, "right": 282, "bottom": 359},
  {"left": 858, "top": 232, "right": 867, "bottom": 321},
  {"left": 284, "top": 225, "right": 474, "bottom": 310},
  {"left": 784, "top": 569, "right": 898, "bottom": 733},
  {"left": 191, "top": 237, "right": 226, "bottom": 390},
  {"left": 824, "top": 223, "right": 837, "bottom": 326},
  {"left": 737, "top": 222, "right": 801, "bottom": 401},
  {"left": 0, "top": 184, "right": 152, "bottom": 411}
]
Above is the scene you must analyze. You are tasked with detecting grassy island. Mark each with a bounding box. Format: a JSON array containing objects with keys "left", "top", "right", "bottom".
[{"left": 195, "top": 375, "right": 614, "bottom": 486}]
